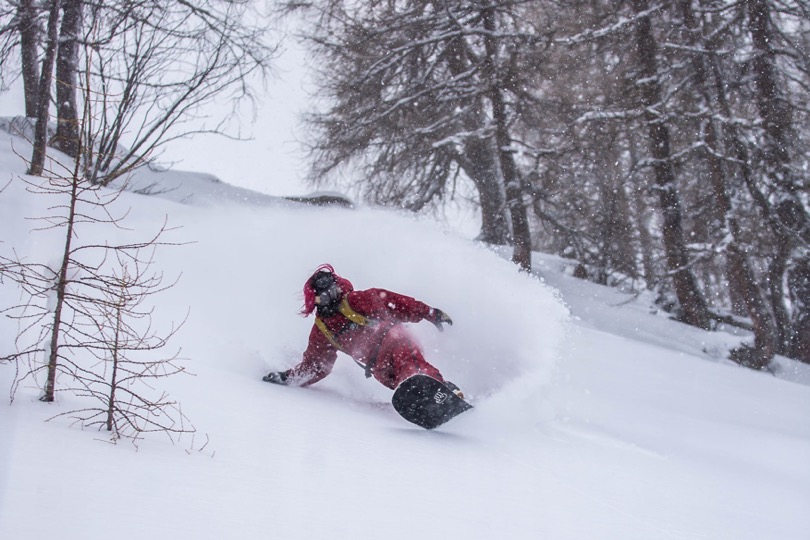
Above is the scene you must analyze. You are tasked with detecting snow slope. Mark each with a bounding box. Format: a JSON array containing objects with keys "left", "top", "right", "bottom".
[{"left": 1, "top": 129, "right": 809, "bottom": 540}]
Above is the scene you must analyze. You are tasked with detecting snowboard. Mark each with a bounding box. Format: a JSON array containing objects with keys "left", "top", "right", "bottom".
[{"left": 392, "top": 374, "right": 472, "bottom": 430}]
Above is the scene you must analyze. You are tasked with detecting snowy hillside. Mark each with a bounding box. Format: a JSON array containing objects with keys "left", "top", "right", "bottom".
[{"left": 1, "top": 128, "right": 809, "bottom": 540}]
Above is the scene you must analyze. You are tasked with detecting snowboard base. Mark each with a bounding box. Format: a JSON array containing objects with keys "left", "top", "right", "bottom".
[{"left": 392, "top": 374, "right": 472, "bottom": 429}]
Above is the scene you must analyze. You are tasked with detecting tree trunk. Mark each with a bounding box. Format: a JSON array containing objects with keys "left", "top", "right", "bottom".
[
  {"left": 442, "top": 22, "right": 510, "bottom": 247},
  {"left": 29, "top": 0, "right": 62, "bottom": 177},
  {"left": 42, "top": 165, "right": 80, "bottom": 402},
  {"left": 625, "top": 138, "right": 657, "bottom": 288},
  {"left": 18, "top": 0, "right": 40, "bottom": 118},
  {"left": 482, "top": 4, "right": 531, "bottom": 271},
  {"left": 679, "top": 0, "right": 777, "bottom": 366},
  {"left": 629, "top": 185, "right": 656, "bottom": 288},
  {"left": 787, "top": 256, "right": 810, "bottom": 363},
  {"left": 768, "top": 242, "right": 794, "bottom": 355},
  {"left": 493, "top": 98, "right": 532, "bottom": 272},
  {"left": 458, "top": 136, "right": 511, "bottom": 246},
  {"left": 747, "top": 0, "right": 792, "bottom": 175},
  {"left": 632, "top": 0, "right": 710, "bottom": 328},
  {"left": 55, "top": 0, "right": 83, "bottom": 158},
  {"left": 746, "top": 0, "right": 808, "bottom": 356},
  {"left": 107, "top": 298, "right": 124, "bottom": 431}
]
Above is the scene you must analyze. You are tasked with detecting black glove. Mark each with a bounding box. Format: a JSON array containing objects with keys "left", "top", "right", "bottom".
[
  {"left": 430, "top": 308, "right": 453, "bottom": 332},
  {"left": 262, "top": 370, "right": 289, "bottom": 385}
]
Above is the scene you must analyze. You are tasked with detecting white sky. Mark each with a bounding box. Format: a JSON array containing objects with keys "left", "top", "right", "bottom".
[{"left": 157, "top": 39, "right": 314, "bottom": 197}]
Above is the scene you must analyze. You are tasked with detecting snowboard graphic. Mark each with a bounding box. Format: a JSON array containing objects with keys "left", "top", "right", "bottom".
[{"left": 392, "top": 374, "right": 472, "bottom": 430}]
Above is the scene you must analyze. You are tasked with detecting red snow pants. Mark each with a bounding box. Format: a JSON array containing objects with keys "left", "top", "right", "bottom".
[{"left": 370, "top": 326, "right": 444, "bottom": 389}]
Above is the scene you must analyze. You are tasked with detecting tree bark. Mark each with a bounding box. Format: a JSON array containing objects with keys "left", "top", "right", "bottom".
[
  {"left": 54, "top": 0, "right": 83, "bottom": 158},
  {"left": 787, "top": 257, "right": 810, "bottom": 363},
  {"left": 18, "top": 0, "right": 40, "bottom": 118},
  {"left": 457, "top": 135, "right": 511, "bottom": 245},
  {"left": 632, "top": 0, "right": 710, "bottom": 328},
  {"left": 29, "top": 0, "right": 62, "bottom": 176},
  {"left": 747, "top": 0, "right": 792, "bottom": 174}
]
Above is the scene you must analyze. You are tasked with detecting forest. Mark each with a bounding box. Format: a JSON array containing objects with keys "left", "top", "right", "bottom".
[
  {"left": 1, "top": 0, "right": 808, "bottom": 378},
  {"left": 287, "top": 0, "right": 810, "bottom": 369}
]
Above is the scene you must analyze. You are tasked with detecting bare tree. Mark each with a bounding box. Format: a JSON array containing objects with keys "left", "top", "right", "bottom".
[
  {"left": 46, "top": 238, "right": 194, "bottom": 442},
  {"left": 744, "top": 0, "right": 810, "bottom": 359},
  {"left": 78, "top": 0, "right": 274, "bottom": 185},
  {"left": 628, "top": 0, "right": 710, "bottom": 329},
  {"left": 9, "top": 0, "right": 274, "bottom": 184},
  {"left": 675, "top": 0, "right": 778, "bottom": 366},
  {"left": 289, "top": 0, "right": 548, "bottom": 267},
  {"left": 2, "top": 79, "right": 192, "bottom": 440},
  {"left": 2, "top": 167, "right": 193, "bottom": 443},
  {"left": 1, "top": 157, "right": 185, "bottom": 396}
]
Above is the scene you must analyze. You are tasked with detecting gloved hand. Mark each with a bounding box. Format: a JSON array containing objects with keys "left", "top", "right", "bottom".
[
  {"left": 262, "top": 370, "right": 289, "bottom": 385},
  {"left": 430, "top": 308, "right": 453, "bottom": 332}
]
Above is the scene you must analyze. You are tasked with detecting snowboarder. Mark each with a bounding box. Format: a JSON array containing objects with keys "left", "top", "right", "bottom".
[{"left": 263, "top": 264, "right": 463, "bottom": 397}]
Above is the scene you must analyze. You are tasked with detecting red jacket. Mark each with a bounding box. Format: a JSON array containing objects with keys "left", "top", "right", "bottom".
[{"left": 288, "top": 288, "right": 436, "bottom": 386}]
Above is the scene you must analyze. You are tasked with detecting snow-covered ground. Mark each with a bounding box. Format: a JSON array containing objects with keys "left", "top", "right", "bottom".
[{"left": 1, "top": 128, "right": 809, "bottom": 540}]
